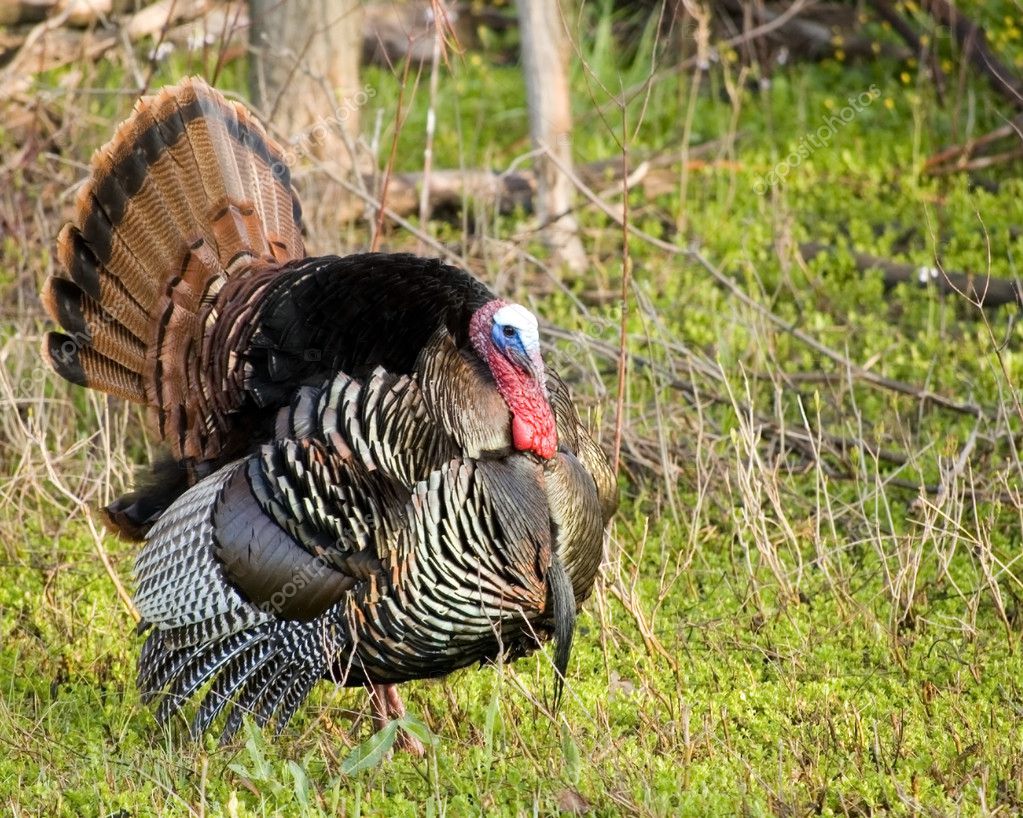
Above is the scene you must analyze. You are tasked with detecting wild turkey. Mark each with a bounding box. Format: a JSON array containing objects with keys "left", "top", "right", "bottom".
[{"left": 40, "top": 78, "right": 617, "bottom": 751}]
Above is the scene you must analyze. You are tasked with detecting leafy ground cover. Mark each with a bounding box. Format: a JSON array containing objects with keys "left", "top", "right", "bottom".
[{"left": 3, "top": 3, "right": 1023, "bottom": 815}]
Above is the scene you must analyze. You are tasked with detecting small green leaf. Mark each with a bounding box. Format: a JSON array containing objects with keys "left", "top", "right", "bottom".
[
  {"left": 396, "top": 713, "right": 439, "bottom": 748},
  {"left": 288, "top": 760, "right": 309, "bottom": 807},
  {"left": 227, "top": 763, "right": 252, "bottom": 780},
  {"left": 341, "top": 721, "right": 399, "bottom": 775},
  {"left": 242, "top": 720, "right": 271, "bottom": 781},
  {"left": 561, "top": 723, "right": 581, "bottom": 785},
  {"left": 484, "top": 685, "right": 501, "bottom": 755}
]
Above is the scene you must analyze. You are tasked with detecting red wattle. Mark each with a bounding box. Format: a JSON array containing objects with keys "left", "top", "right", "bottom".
[
  {"left": 512, "top": 414, "right": 534, "bottom": 453},
  {"left": 512, "top": 407, "right": 557, "bottom": 460},
  {"left": 533, "top": 428, "right": 557, "bottom": 460}
]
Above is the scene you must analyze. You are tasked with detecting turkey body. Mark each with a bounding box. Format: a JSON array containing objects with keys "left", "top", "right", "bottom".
[{"left": 40, "top": 78, "right": 616, "bottom": 744}]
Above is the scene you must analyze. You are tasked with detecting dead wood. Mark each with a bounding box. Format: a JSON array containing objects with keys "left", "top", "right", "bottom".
[
  {"left": 0, "top": 1, "right": 215, "bottom": 89},
  {"left": 334, "top": 144, "right": 723, "bottom": 224},
  {"left": 0, "top": 0, "right": 476, "bottom": 81},
  {"left": 800, "top": 242, "right": 1023, "bottom": 309},
  {"left": 922, "top": 110, "right": 1023, "bottom": 176}
]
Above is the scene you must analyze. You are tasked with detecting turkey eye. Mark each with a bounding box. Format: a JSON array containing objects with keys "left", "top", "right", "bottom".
[{"left": 502, "top": 326, "right": 516, "bottom": 339}]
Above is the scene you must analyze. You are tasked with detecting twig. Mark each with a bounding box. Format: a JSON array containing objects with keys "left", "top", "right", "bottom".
[
  {"left": 36, "top": 436, "right": 140, "bottom": 623},
  {"left": 714, "top": 0, "right": 819, "bottom": 55},
  {"left": 372, "top": 50, "right": 419, "bottom": 251},
  {"left": 210, "top": 0, "right": 249, "bottom": 85},
  {"left": 606, "top": 578, "right": 680, "bottom": 673},
  {"left": 416, "top": 1, "right": 445, "bottom": 238},
  {"left": 320, "top": 164, "right": 472, "bottom": 269},
  {"left": 544, "top": 325, "right": 911, "bottom": 476},
  {"left": 933, "top": 423, "right": 980, "bottom": 508},
  {"left": 138, "top": 0, "right": 180, "bottom": 96},
  {"left": 611, "top": 102, "right": 631, "bottom": 478},
  {"left": 923, "top": 113, "right": 1023, "bottom": 175}
]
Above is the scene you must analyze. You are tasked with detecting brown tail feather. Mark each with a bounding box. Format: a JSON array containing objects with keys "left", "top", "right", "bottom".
[
  {"left": 41, "top": 276, "right": 147, "bottom": 373},
  {"left": 42, "top": 77, "right": 305, "bottom": 467},
  {"left": 54, "top": 224, "right": 151, "bottom": 341},
  {"left": 43, "top": 334, "right": 147, "bottom": 403}
]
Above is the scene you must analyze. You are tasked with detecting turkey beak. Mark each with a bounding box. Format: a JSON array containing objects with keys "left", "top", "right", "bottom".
[{"left": 507, "top": 345, "right": 547, "bottom": 390}]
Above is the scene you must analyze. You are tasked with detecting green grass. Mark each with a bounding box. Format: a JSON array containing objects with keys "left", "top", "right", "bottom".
[{"left": 4, "top": 3, "right": 1023, "bottom": 815}]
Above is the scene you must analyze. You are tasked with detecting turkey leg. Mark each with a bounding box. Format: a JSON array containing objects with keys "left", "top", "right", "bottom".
[{"left": 368, "top": 683, "right": 425, "bottom": 757}]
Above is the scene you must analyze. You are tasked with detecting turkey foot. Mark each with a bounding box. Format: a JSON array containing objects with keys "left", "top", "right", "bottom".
[{"left": 368, "top": 683, "right": 425, "bottom": 757}]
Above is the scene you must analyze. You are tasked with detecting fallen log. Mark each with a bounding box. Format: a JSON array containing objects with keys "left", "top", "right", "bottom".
[
  {"left": 0, "top": 1, "right": 500, "bottom": 75},
  {"left": 800, "top": 241, "right": 1023, "bottom": 309},
  {"left": 333, "top": 141, "right": 725, "bottom": 224}
]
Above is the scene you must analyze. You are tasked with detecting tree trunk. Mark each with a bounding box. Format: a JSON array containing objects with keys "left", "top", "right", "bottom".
[
  {"left": 516, "top": 0, "right": 587, "bottom": 272},
  {"left": 248, "top": 0, "right": 364, "bottom": 176}
]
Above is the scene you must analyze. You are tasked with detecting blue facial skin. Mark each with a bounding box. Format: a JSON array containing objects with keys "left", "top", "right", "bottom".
[
  {"left": 491, "top": 320, "right": 542, "bottom": 382},
  {"left": 492, "top": 322, "right": 529, "bottom": 360}
]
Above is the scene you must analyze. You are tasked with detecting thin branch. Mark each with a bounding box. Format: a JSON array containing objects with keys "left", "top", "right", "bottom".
[
  {"left": 416, "top": 2, "right": 444, "bottom": 238},
  {"left": 611, "top": 100, "right": 631, "bottom": 478},
  {"left": 372, "top": 52, "right": 420, "bottom": 251}
]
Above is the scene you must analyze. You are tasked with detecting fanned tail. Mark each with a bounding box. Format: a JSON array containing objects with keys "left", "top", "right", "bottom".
[
  {"left": 41, "top": 77, "right": 303, "bottom": 443},
  {"left": 40, "top": 77, "right": 305, "bottom": 535}
]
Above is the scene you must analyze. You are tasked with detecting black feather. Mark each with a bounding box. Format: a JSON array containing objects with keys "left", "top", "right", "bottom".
[
  {"left": 546, "top": 555, "right": 576, "bottom": 709},
  {"left": 43, "top": 332, "right": 88, "bottom": 387},
  {"left": 104, "top": 454, "right": 192, "bottom": 540}
]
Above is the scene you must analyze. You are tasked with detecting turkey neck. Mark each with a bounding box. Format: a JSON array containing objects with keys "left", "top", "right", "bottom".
[{"left": 469, "top": 301, "right": 557, "bottom": 459}]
